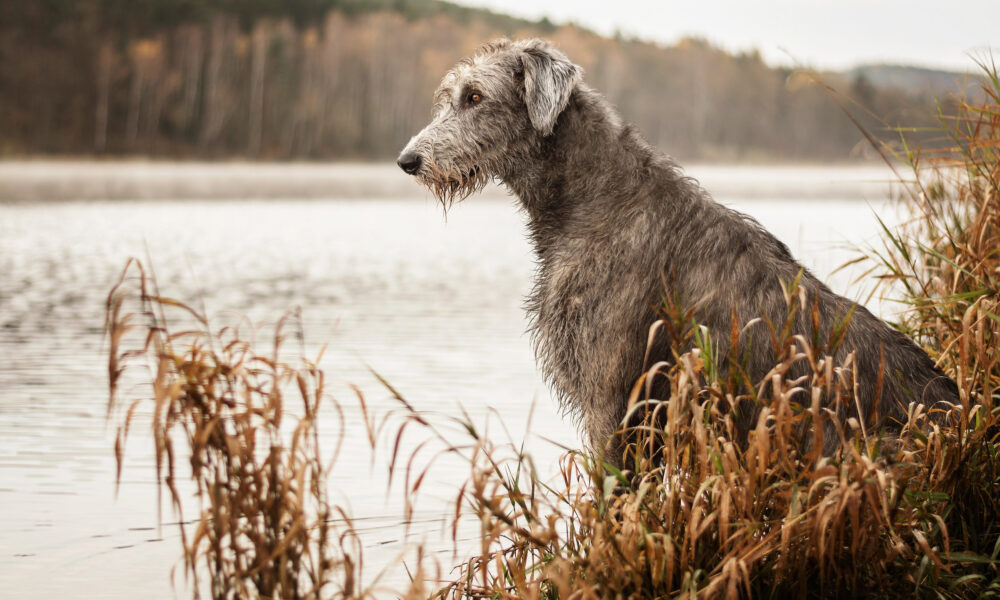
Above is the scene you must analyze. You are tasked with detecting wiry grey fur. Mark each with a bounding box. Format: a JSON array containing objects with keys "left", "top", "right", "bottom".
[{"left": 398, "top": 39, "right": 959, "bottom": 462}]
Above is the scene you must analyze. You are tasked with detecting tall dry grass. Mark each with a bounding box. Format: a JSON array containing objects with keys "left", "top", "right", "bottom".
[
  {"left": 106, "top": 62, "right": 1000, "bottom": 599},
  {"left": 105, "top": 259, "right": 432, "bottom": 599},
  {"left": 864, "top": 58, "right": 1000, "bottom": 408},
  {"left": 418, "top": 297, "right": 996, "bottom": 598}
]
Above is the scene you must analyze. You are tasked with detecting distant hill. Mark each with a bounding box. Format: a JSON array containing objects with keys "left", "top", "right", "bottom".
[
  {"left": 0, "top": 0, "right": 979, "bottom": 161},
  {"left": 849, "top": 64, "right": 975, "bottom": 96}
]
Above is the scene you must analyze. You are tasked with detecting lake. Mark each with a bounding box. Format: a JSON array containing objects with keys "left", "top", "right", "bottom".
[{"left": 0, "top": 161, "right": 905, "bottom": 597}]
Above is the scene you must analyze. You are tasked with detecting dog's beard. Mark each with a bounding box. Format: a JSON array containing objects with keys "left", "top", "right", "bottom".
[{"left": 417, "top": 160, "right": 490, "bottom": 210}]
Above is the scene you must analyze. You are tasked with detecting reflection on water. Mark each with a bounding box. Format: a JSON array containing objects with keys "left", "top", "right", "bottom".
[{"left": 0, "top": 162, "right": 902, "bottom": 597}]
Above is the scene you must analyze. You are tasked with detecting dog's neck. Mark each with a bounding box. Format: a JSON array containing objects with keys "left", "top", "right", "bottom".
[{"left": 501, "top": 85, "right": 686, "bottom": 252}]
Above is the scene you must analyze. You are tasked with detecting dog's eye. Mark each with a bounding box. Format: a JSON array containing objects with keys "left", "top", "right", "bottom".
[{"left": 467, "top": 92, "right": 482, "bottom": 105}]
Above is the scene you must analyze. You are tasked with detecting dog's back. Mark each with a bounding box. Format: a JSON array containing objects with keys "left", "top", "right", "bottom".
[{"left": 521, "top": 87, "right": 959, "bottom": 459}]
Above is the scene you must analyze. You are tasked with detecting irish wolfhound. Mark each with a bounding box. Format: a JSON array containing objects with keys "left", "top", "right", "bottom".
[{"left": 397, "top": 38, "right": 959, "bottom": 463}]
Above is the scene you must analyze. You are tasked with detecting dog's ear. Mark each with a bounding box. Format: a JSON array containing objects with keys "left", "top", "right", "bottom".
[{"left": 519, "top": 41, "right": 583, "bottom": 135}]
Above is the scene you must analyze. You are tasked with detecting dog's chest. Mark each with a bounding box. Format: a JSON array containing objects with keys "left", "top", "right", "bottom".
[{"left": 529, "top": 233, "right": 654, "bottom": 397}]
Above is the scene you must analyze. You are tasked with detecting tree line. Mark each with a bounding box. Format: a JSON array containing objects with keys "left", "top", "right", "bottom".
[{"left": 0, "top": 0, "right": 956, "bottom": 160}]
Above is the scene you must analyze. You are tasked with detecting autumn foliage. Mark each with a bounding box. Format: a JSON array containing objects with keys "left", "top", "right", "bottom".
[{"left": 3, "top": 0, "right": 957, "bottom": 161}]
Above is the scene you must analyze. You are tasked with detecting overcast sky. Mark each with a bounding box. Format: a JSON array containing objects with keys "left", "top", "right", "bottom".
[{"left": 453, "top": 0, "right": 998, "bottom": 72}]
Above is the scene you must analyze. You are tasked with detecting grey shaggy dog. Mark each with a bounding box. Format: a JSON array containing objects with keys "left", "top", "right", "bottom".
[{"left": 397, "top": 38, "right": 959, "bottom": 463}]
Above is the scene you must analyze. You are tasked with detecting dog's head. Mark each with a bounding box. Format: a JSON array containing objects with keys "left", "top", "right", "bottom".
[{"left": 397, "top": 38, "right": 583, "bottom": 207}]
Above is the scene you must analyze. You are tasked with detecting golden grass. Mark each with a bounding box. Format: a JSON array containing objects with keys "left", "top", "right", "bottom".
[
  {"left": 419, "top": 296, "right": 997, "bottom": 598},
  {"left": 105, "top": 259, "right": 429, "bottom": 599}
]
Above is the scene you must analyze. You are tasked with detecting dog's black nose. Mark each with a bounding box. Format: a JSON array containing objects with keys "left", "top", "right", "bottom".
[{"left": 397, "top": 152, "right": 422, "bottom": 175}]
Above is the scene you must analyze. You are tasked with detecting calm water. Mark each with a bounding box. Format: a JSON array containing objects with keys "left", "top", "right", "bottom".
[{"left": 0, "top": 161, "right": 903, "bottom": 597}]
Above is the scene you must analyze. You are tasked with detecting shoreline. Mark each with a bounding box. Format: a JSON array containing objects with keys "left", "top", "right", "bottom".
[{"left": 0, "top": 160, "right": 899, "bottom": 203}]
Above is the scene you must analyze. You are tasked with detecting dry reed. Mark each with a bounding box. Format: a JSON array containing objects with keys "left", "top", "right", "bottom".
[{"left": 105, "top": 259, "right": 427, "bottom": 599}]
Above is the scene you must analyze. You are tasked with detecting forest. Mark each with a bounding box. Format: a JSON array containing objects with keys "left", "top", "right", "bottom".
[{"left": 0, "top": 0, "right": 966, "bottom": 160}]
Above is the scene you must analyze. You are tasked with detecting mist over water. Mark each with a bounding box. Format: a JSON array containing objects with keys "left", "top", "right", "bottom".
[{"left": 0, "top": 162, "right": 902, "bottom": 597}]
